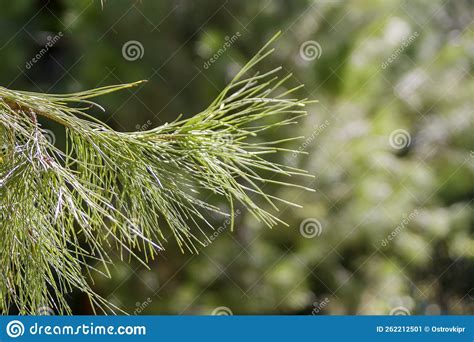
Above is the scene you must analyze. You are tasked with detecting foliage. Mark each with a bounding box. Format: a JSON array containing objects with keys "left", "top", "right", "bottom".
[
  {"left": 0, "top": 0, "right": 472, "bottom": 315},
  {"left": 0, "top": 33, "right": 313, "bottom": 314}
]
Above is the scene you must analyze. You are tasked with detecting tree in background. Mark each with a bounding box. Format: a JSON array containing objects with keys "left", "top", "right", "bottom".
[{"left": 0, "top": 0, "right": 472, "bottom": 315}]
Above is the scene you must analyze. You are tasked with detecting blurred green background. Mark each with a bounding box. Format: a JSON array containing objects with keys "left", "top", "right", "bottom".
[{"left": 0, "top": 0, "right": 473, "bottom": 315}]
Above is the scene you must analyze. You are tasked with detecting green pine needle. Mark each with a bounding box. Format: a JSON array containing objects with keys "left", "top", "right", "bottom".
[{"left": 0, "top": 32, "right": 314, "bottom": 314}]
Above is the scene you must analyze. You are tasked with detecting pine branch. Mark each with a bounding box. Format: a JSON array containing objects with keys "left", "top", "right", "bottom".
[{"left": 0, "top": 32, "right": 315, "bottom": 314}]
